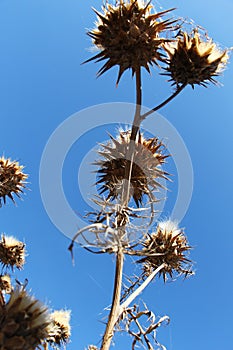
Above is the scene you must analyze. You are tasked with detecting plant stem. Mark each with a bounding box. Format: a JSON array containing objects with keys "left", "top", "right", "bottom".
[
  {"left": 100, "top": 68, "right": 142, "bottom": 350},
  {"left": 100, "top": 247, "right": 124, "bottom": 350},
  {"left": 0, "top": 290, "right": 4, "bottom": 306},
  {"left": 122, "top": 67, "right": 142, "bottom": 206},
  {"left": 118, "top": 263, "right": 165, "bottom": 317},
  {"left": 140, "top": 83, "right": 186, "bottom": 121}
]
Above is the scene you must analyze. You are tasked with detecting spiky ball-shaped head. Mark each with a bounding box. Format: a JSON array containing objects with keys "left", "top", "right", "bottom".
[
  {"left": 46, "top": 309, "right": 71, "bottom": 348},
  {"left": 163, "top": 30, "right": 229, "bottom": 88},
  {"left": 0, "top": 287, "right": 50, "bottom": 350},
  {"left": 138, "top": 221, "right": 193, "bottom": 281},
  {"left": 0, "top": 235, "right": 25, "bottom": 270},
  {"left": 95, "top": 130, "right": 168, "bottom": 207},
  {"left": 86, "top": 1, "right": 176, "bottom": 84},
  {"left": 0, "top": 156, "right": 27, "bottom": 206}
]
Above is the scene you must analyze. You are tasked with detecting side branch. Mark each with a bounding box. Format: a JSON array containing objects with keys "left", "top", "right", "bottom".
[
  {"left": 140, "top": 83, "right": 187, "bottom": 121},
  {"left": 118, "top": 263, "right": 165, "bottom": 318}
]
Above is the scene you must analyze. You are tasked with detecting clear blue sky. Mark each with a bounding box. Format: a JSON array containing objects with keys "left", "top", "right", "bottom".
[{"left": 0, "top": 0, "right": 233, "bottom": 349}]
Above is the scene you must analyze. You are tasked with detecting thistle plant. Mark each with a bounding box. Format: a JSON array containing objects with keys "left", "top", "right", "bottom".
[
  {"left": 0, "top": 232, "right": 71, "bottom": 350},
  {"left": 0, "top": 159, "right": 71, "bottom": 349},
  {"left": 70, "top": 1, "right": 230, "bottom": 349},
  {"left": 0, "top": 1, "right": 229, "bottom": 350},
  {"left": 0, "top": 156, "right": 28, "bottom": 207}
]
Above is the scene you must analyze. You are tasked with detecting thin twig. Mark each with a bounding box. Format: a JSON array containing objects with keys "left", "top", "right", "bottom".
[
  {"left": 69, "top": 223, "right": 110, "bottom": 263},
  {"left": 140, "top": 83, "right": 187, "bottom": 121}
]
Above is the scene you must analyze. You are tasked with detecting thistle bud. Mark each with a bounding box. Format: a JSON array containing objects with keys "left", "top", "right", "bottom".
[
  {"left": 95, "top": 130, "right": 168, "bottom": 207},
  {"left": 0, "top": 275, "right": 11, "bottom": 294},
  {"left": 85, "top": 1, "right": 176, "bottom": 84},
  {"left": 0, "top": 235, "right": 25, "bottom": 270},
  {"left": 0, "top": 156, "right": 28, "bottom": 207},
  {"left": 163, "top": 30, "right": 229, "bottom": 88},
  {"left": 0, "top": 287, "right": 50, "bottom": 349},
  {"left": 138, "top": 220, "right": 193, "bottom": 281},
  {"left": 46, "top": 309, "right": 71, "bottom": 347}
]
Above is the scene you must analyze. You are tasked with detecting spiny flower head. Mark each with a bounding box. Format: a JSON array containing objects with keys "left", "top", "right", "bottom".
[
  {"left": 0, "top": 156, "right": 28, "bottom": 206},
  {"left": 0, "top": 286, "right": 50, "bottom": 350},
  {"left": 163, "top": 29, "right": 229, "bottom": 88},
  {"left": 86, "top": 0, "right": 176, "bottom": 84},
  {"left": 95, "top": 130, "right": 168, "bottom": 207},
  {"left": 0, "top": 234, "right": 25, "bottom": 270},
  {"left": 46, "top": 309, "right": 71, "bottom": 348},
  {"left": 138, "top": 220, "right": 193, "bottom": 281}
]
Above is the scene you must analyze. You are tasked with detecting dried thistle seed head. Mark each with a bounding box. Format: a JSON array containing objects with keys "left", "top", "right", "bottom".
[
  {"left": 0, "top": 275, "right": 11, "bottom": 294},
  {"left": 0, "top": 287, "right": 50, "bottom": 350},
  {"left": 163, "top": 30, "right": 229, "bottom": 88},
  {"left": 0, "top": 156, "right": 28, "bottom": 207},
  {"left": 46, "top": 309, "right": 71, "bottom": 347},
  {"left": 138, "top": 220, "right": 193, "bottom": 281},
  {"left": 0, "top": 235, "right": 25, "bottom": 270},
  {"left": 95, "top": 130, "right": 168, "bottom": 207},
  {"left": 86, "top": 1, "right": 176, "bottom": 84}
]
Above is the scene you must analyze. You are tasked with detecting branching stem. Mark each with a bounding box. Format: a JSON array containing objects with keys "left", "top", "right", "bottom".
[
  {"left": 100, "top": 73, "right": 183, "bottom": 350},
  {"left": 100, "top": 67, "right": 142, "bottom": 350},
  {"left": 118, "top": 263, "right": 165, "bottom": 317},
  {"left": 140, "top": 83, "right": 186, "bottom": 121}
]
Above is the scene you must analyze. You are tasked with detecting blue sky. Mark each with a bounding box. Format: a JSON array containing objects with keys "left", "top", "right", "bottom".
[{"left": 0, "top": 0, "right": 233, "bottom": 349}]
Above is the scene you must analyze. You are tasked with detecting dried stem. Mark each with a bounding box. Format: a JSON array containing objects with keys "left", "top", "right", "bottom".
[
  {"left": 100, "top": 67, "right": 142, "bottom": 350},
  {"left": 100, "top": 247, "right": 124, "bottom": 350},
  {"left": 126, "top": 308, "right": 170, "bottom": 350},
  {"left": 100, "top": 72, "right": 184, "bottom": 350},
  {"left": 118, "top": 263, "right": 165, "bottom": 317},
  {"left": 131, "top": 313, "right": 153, "bottom": 350},
  {"left": 140, "top": 83, "right": 187, "bottom": 121},
  {"left": 121, "top": 67, "right": 142, "bottom": 207},
  {"left": 0, "top": 290, "right": 4, "bottom": 306}
]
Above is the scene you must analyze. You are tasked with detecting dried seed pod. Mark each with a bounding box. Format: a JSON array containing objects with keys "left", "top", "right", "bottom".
[
  {"left": 0, "top": 235, "right": 25, "bottom": 270},
  {"left": 0, "top": 156, "right": 28, "bottom": 206},
  {"left": 138, "top": 220, "right": 193, "bottom": 281},
  {"left": 0, "top": 287, "right": 50, "bottom": 350},
  {"left": 163, "top": 30, "right": 229, "bottom": 88},
  {"left": 46, "top": 309, "right": 71, "bottom": 348},
  {"left": 86, "top": 0, "right": 176, "bottom": 84},
  {"left": 95, "top": 130, "right": 168, "bottom": 207}
]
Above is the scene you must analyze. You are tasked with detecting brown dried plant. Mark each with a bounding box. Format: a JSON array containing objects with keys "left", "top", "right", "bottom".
[
  {"left": 68, "top": 1, "right": 230, "bottom": 349},
  {"left": 0, "top": 156, "right": 27, "bottom": 207},
  {"left": 163, "top": 29, "right": 228, "bottom": 88},
  {"left": 85, "top": 0, "right": 176, "bottom": 84},
  {"left": 0, "top": 183, "right": 71, "bottom": 349},
  {"left": 0, "top": 236, "right": 72, "bottom": 350}
]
